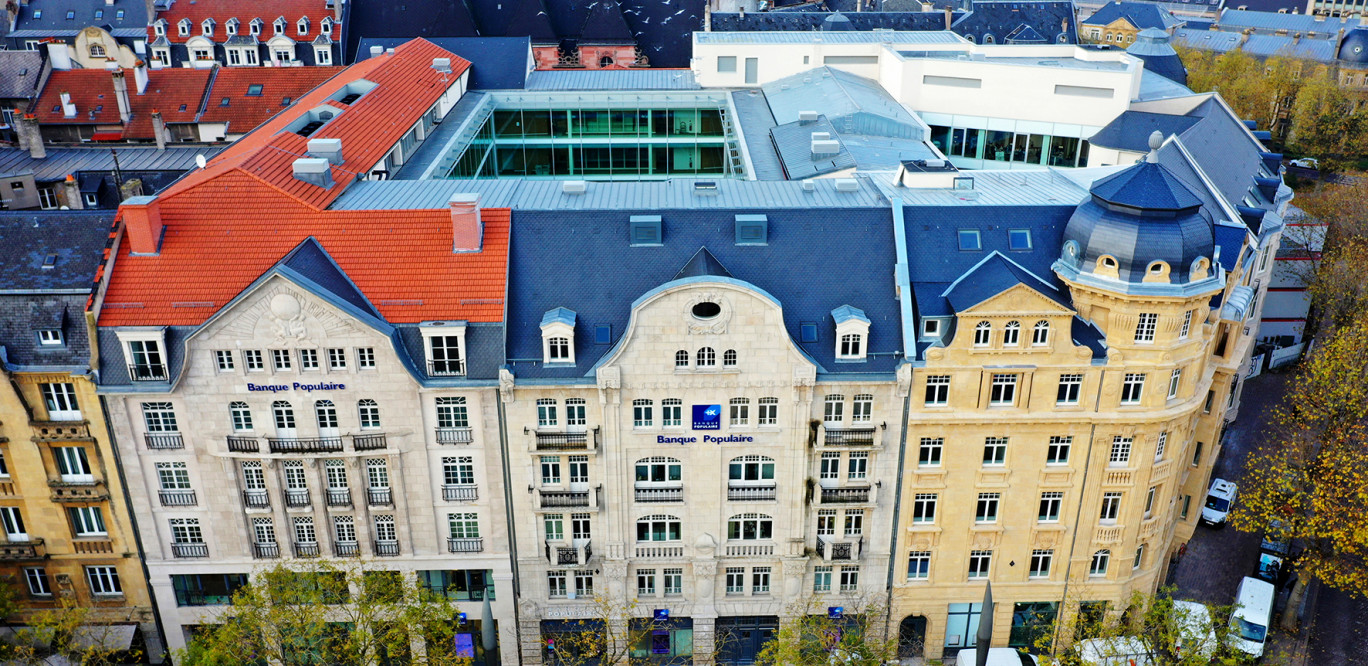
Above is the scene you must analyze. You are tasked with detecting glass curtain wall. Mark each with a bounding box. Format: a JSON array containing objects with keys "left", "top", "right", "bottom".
[{"left": 929, "top": 125, "right": 1090, "bottom": 168}]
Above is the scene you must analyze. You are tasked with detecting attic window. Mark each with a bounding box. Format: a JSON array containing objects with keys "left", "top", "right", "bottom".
[
  {"left": 321, "top": 20, "right": 333, "bottom": 35},
  {"left": 735, "top": 215, "right": 767, "bottom": 246},
  {"left": 692, "top": 302, "right": 722, "bottom": 320},
  {"left": 38, "top": 329, "right": 64, "bottom": 346},
  {"left": 220, "top": 98, "right": 230, "bottom": 107},
  {"left": 33, "top": 10, "right": 41, "bottom": 18},
  {"left": 629, "top": 216, "right": 662, "bottom": 247},
  {"left": 281, "top": 97, "right": 292, "bottom": 106},
  {"left": 923, "top": 319, "right": 941, "bottom": 337},
  {"left": 594, "top": 325, "right": 612, "bottom": 345},
  {"left": 116, "top": 9, "right": 124, "bottom": 19},
  {"left": 297, "top": 19, "right": 309, "bottom": 35},
  {"left": 250, "top": 20, "right": 262, "bottom": 35},
  {"left": 178, "top": 104, "right": 187, "bottom": 112},
  {"left": 95, "top": 10, "right": 104, "bottom": 19},
  {"left": 247, "top": 84, "right": 263, "bottom": 96},
  {"left": 42, "top": 254, "right": 57, "bottom": 269},
  {"left": 1008, "top": 229, "right": 1032, "bottom": 251},
  {"left": 800, "top": 323, "right": 819, "bottom": 344},
  {"left": 958, "top": 229, "right": 982, "bottom": 251},
  {"left": 66, "top": 10, "right": 75, "bottom": 20}
]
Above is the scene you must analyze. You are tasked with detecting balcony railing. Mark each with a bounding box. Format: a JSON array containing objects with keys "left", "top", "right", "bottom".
[
  {"left": 427, "top": 359, "right": 466, "bottom": 377},
  {"left": 443, "top": 484, "right": 478, "bottom": 502},
  {"left": 227, "top": 436, "right": 260, "bottom": 453},
  {"left": 285, "top": 489, "right": 311, "bottom": 508},
  {"left": 538, "top": 490, "right": 591, "bottom": 509},
  {"left": 145, "top": 433, "right": 184, "bottom": 450},
  {"left": 294, "top": 542, "right": 321, "bottom": 558},
  {"left": 534, "top": 431, "right": 589, "bottom": 451},
  {"left": 728, "top": 485, "right": 777, "bottom": 502},
  {"left": 159, "top": 489, "right": 197, "bottom": 506},
  {"left": 0, "top": 539, "right": 45, "bottom": 560},
  {"left": 326, "top": 488, "right": 352, "bottom": 507},
  {"left": 253, "top": 542, "right": 280, "bottom": 559},
  {"left": 819, "top": 486, "right": 872, "bottom": 505},
  {"left": 128, "top": 363, "right": 168, "bottom": 382},
  {"left": 242, "top": 489, "right": 270, "bottom": 509},
  {"left": 545, "top": 539, "right": 592, "bottom": 566},
  {"left": 822, "top": 428, "right": 877, "bottom": 447},
  {"left": 374, "top": 540, "right": 400, "bottom": 557},
  {"left": 367, "top": 488, "right": 392, "bottom": 506},
  {"left": 334, "top": 541, "right": 360, "bottom": 557},
  {"left": 448, "top": 537, "right": 483, "bottom": 553},
  {"left": 635, "top": 486, "right": 683, "bottom": 503},
  {"left": 634, "top": 545, "right": 685, "bottom": 559},
  {"left": 437, "top": 427, "right": 473, "bottom": 444},
  {"left": 73, "top": 538, "right": 113, "bottom": 554},
  {"left": 171, "top": 542, "right": 209, "bottom": 558},
  {"left": 724, "top": 543, "right": 774, "bottom": 557},
  {"left": 353, "top": 434, "right": 387, "bottom": 451},
  {"left": 819, "top": 536, "right": 863, "bottom": 562},
  {"left": 268, "top": 437, "right": 344, "bottom": 454}
]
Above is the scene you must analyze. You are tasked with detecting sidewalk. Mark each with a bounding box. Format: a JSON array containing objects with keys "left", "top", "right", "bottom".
[{"left": 1265, "top": 579, "right": 1319, "bottom": 666}]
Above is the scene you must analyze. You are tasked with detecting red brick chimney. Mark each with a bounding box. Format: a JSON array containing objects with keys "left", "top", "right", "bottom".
[
  {"left": 122, "top": 198, "right": 164, "bottom": 254},
  {"left": 450, "top": 193, "right": 482, "bottom": 253}
]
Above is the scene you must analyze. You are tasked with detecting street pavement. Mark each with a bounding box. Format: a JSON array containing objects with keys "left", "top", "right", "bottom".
[{"left": 1170, "top": 371, "right": 1368, "bottom": 664}]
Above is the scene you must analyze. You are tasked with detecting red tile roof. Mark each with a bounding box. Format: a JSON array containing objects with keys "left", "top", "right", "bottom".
[
  {"left": 32, "top": 68, "right": 211, "bottom": 139},
  {"left": 98, "top": 40, "right": 504, "bottom": 328},
  {"left": 152, "top": 0, "right": 333, "bottom": 44},
  {"left": 198, "top": 66, "right": 344, "bottom": 135}
]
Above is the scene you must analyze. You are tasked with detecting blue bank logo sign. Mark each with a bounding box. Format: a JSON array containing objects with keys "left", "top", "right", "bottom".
[{"left": 692, "top": 404, "right": 721, "bottom": 430}]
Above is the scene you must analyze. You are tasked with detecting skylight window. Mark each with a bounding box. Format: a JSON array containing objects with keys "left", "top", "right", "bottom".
[
  {"left": 958, "top": 229, "right": 982, "bottom": 251},
  {"left": 66, "top": 10, "right": 75, "bottom": 20},
  {"left": 33, "top": 10, "right": 42, "bottom": 19},
  {"left": 220, "top": 98, "right": 230, "bottom": 107},
  {"left": 594, "top": 325, "right": 612, "bottom": 345},
  {"left": 1008, "top": 229, "right": 1032, "bottom": 251},
  {"left": 800, "top": 323, "right": 819, "bottom": 343},
  {"left": 179, "top": 104, "right": 187, "bottom": 112},
  {"left": 116, "top": 9, "right": 124, "bottom": 19},
  {"left": 281, "top": 97, "right": 292, "bottom": 106},
  {"left": 95, "top": 10, "right": 104, "bottom": 19},
  {"left": 247, "top": 84, "right": 264, "bottom": 96}
]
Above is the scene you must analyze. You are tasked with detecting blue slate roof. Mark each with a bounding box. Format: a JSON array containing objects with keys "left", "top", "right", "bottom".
[
  {"left": 1127, "top": 28, "right": 1187, "bottom": 85},
  {"left": 277, "top": 238, "right": 380, "bottom": 318},
  {"left": 499, "top": 0, "right": 558, "bottom": 44},
  {"left": 1214, "top": 223, "right": 1247, "bottom": 271},
  {"left": 1086, "top": 110, "right": 1201, "bottom": 152},
  {"left": 506, "top": 207, "right": 901, "bottom": 379},
  {"left": 952, "top": 1, "right": 1078, "bottom": 44},
  {"left": 0, "top": 211, "right": 112, "bottom": 292},
  {"left": 10, "top": 0, "right": 147, "bottom": 36},
  {"left": 1173, "top": 28, "right": 1242, "bottom": 53},
  {"left": 579, "top": 0, "right": 635, "bottom": 43},
  {"left": 711, "top": 11, "right": 960, "bottom": 32},
  {"left": 1090, "top": 161, "right": 1205, "bottom": 211},
  {"left": 1216, "top": 9, "right": 1361, "bottom": 35},
  {"left": 941, "top": 252, "right": 1071, "bottom": 312},
  {"left": 356, "top": 37, "right": 531, "bottom": 89},
  {"left": 1082, "top": 1, "right": 1183, "bottom": 30},
  {"left": 345, "top": 0, "right": 482, "bottom": 60}
]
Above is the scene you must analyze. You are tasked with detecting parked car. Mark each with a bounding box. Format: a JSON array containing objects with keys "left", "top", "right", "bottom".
[
  {"left": 1075, "top": 600, "right": 1217, "bottom": 665},
  {"left": 1230, "top": 577, "right": 1276, "bottom": 658},
  {"left": 955, "top": 647, "right": 1039, "bottom": 665},
  {"left": 1289, "top": 157, "right": 1319, "bottom": 169},
  {"left": 1201, "top": 478, "right": 1238, "bottom": 527}
]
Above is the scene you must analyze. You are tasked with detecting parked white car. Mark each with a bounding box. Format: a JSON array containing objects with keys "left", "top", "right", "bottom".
[
  {"left": 1289, "top": 157, "right": 1319, "bottom": 169},
  {"left": 955, "top": 647, "right": 1039, "bottom": 665},
  {"left": 1201, "top": 478, "right": 1238, "bottom": 527}
]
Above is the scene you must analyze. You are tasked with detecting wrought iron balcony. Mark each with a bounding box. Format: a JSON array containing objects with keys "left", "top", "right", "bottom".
[
  {"left": 427, "top": 359, "right": 466, "bottom": 377},
  {"left": 268, "top": 437, "right": 343, "bottom": 454},
  {"left": 353, "top": 434, "right": 387, "bottom": 451},
  {"left": 443, "top": 484, "right": 478, "bottom": 502},
  {"left": 818, "top": 536, "right": 863, "bottom": 562},
  {"left": 334, "top": 541, "right": 360, "bottom": 557},
  {"left": 326, "top": 488, "right": 352, "bottom": 507},
  {"left": 544, "top": 539, "right": 591, "bottom": 567},
  {"left": 285, "top": 489, "right": 311, "bottom": 508},
  {"left": 145, "top": 433, "right": 184, "bottom": 450},
  {"left": 727, "top": 484, "right": 777, "bottom": 502},
  {"left": 253, "top": 542, "right": 280, "bottom": 559},
  {"left": 294, "top": 542, "right": 320, "bottom": 558},
  {"left": 532, "top": 427, "right": 599, "bottom": 452},
  {"left": 159, "top": 489, "right": 197, "bottom": 507},
  {"left": 537, "top": 489, "right": 591, "bottom": 509},
  {"left": 819, "top": 486, "right": 873, "bottom": 505},
  {"left": 171, "top": 542, "right": 209, "bottom": 558},
  {"left": 242, "top": 489, "right": 270, "bottom": 509},
  {"left": 367, "top": 488, "right": 392, "bottom": 506},
  {"left": 436, "top": 427, "right": 473, "bottom": 444},
  {"left": 822, "top": 428, "right": 877, "bottom": 447},
  {"left": 448, "top": 537, "right": 483, "bottom": 553},
  {"left": 127, "top": 363, "right": 168, "bottom": 382},
  {"left": 227, "top": 436, "right": 260, "bottom": 453},
  {"left": 634, "top": 486, "right": 683, "bottom": 503},
  {"left": 374, "top": 540, "right": 400, "bottom": 557},
  {"left": 0, "top": 539, "right": 45, "bottom": 560}
]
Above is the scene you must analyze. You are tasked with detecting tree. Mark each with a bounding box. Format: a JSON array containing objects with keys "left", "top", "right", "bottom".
[
  {"left": 180, "top": 561, "right": 481, "bottom": 666},
  {"left": 1284, "top": 177, "right": 1368, "bottom": 335},
  {"left": 538, "top": 594, "right": 712, "bottom": 666},
  {"left": 753, "top": 595, "right": 898, "bottom": 666},
  {"left": 1231, "top": 319, "right": 1368, "bottom": 630},
  {"left": 0, "top": 577, "right": 141, "bottom": 666},
  {"left": 1285, "top": 68, "right": 1368, "bottom": 170}
]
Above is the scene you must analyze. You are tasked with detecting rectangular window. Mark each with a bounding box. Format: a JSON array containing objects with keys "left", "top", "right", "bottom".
[
  {"left": 537, "top": 399, "right": 558, "bottom": 428},
  {"left": 1204, "top": 391, "right": 1215, "bottom": 413},
  {"left": 357, "top": 347, "right": 376, "bottom": 369},
  {"left": 169, "top": 517, "right": 202, "bottom": 543},
  {"left": 544, "top": 514, "right": 564, "bottom": 541},
  {"left": 912, "top": 493, "right": 937, "bottom": 523},
  {"left": 1121, "top": 373, "right": 1146, "bottom": 404},
  {"left": 1046, "top": 436, "right": 1071, "bottom": 465},
  {"left": 568, "top": 456, "right": 588, "bottom": 484},
  {"left": 443, "top": 456, "right": 476, "bottom": 485},
  {"left": 1134, "top": 544, "right": 1146, "bottom": 569},
  {"left": 823, "top": 395, "right": 844, "bottom": 423},
  {"left": 1039, "top": 492, "right": 1063, "bottom": 522},
  {"left": 925, "top": 375, "right": 950, "bottom": 406},
  {"left": 86, "top": 566, "right": 122, "bottom": 596},
  {"left": 70, "top": 506, "right": 107, "bottom": 536},
  {"left": 1155, "top": 431, "right": 1168, "bottom": 461},
  {"left": 663, "top": 569, "right": 682, "bottom": 595},
  {"left": 983, "top": 437, "right": 1007, "bottom": 466},
  {"left": 142, "top": 402, "right": 179, "bottom": 432},
  {"left": 1100, "top": 492, "right": 1122, "bottom": 524},
  {"left": 968, "top": 551, "right": 992, "bottom": 579},
  {"left": 540, "top": 456, "right": 561, "bottom": 485},
  {"left": 1181, "top": 494, "right": 1192, "bottom": 519},
  {"left": 975, "top": 493, "right": 1000, "bottom": 523},
  {"left": 757, "top": 398, "right": 777, "bottom": 426},
  {"left": 907, "top": 551, "right": 931, "bottom": 580},
  {"left": 215, "top": 350, "right": 235, "bottom": 371},
  {"left": 852, "top": 395, "right": 872, "bottom": 422},
  {"left": 244, "top": 350, "right": 264, "bottom": 371},
  {"left": 717, "top": 55, "right": 737, "bottom": 72},
  {"left": 156, "top": 462, "right": 191, "bottom": 490},
  {"left": 571, "top": 513, "right": 591, "bottom": 540},
  {"left": 436, "top": 397, "right": 469, "bottom": 429},
  {"left": 448, "top": 512, "right": 480, "bottom": 539},
  {"left": 839, "top": 566, "right": 859, "bottom": 592},
  {"left": 1144, "top": 486, "right": 1158, "bottom": 519},
  {"left": 365, "top": 459, "right": 390, "bottom": 489},
  {"left": 1168, "top": 369, "right": 1182, "bottom": 399},
  {"left": 55, "top": 446, "right": 93, "bottom": 482},
  {"left": 819, "top": 452, "right": 840, "bottom": 480},
  {"left": 728, "top": 398, "right": 748, "bottom": 427},
  {"left": 327, "top": 348, "right": 347, "bottom": 370},
  {"left": 41, "top": 383, "right": 80, "bottom": 420},
  {"left": 1029, "top": 549, "right": 1053, "bottom": 578},
  {"left": 989, "top": 374, "right": 1017, "bottom": 406},
  {"left": 1134, "top": 313, "right": 1158, "bottom": 343},
  {"left": 374, "top": 515, "right": 397, "bottom": 542},
  {"left": 725, "top": 567, "right": 745, "bottom": 595},
  {"left": 272, "top": 349, "right": 292, "bottom": 371},
  {"left": 637, "top": 569, "right": 656, "bottom": 596},
  {"left": 299, "top": 349, "right": 319, "bottom": 370},
  {"left": 1180, "top": 310, "right": 1193, "bottom": 339},
  {"left": 814, "top": 566, "right": 832, "bottom": 592},
  {"left": 1057, "top": 373, "right": 1082, "bottom": 405},
  {"left": 241, "top": 461, "right": 266, "bottom": 490},
  {"left": 752, "top": 567, "right": 771, "bottom": 594},
  {"left": 37, "top": 329, "right": 63, "bottom": 346},
  {"left": 958, "top": 229, "right": 982, "bottom": 251},
  {"left": 816, "top": 509, "right": 836, "bottom": 536},
  {"left": 847, "top": 452, "right": 868, "bottom": 480},
  {"left": 918, "top": 437, "right": 943, "bottom": 466},
  {"left": 548, "top": 571, "right": 567, "bottom": 598},
  {"left": 843, "top": 510, "right": 864, "bottom": 537},
  {"left": 24, "top": 568, "right": 51, "bottom": 597},
  {"left": 1109, "top": 437, "right": 1132, "bottom": 466},
  {"left": 662, "top": 399, "right": 682, "bottom": 427},
  {"left": 1192, "top": 441, "right": 1204, "bottom": 466}
]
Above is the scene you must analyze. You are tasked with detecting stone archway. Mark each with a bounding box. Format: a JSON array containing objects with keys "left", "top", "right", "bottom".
[{"left": 898, "top": 615, "right": 927, "bottom": 660}]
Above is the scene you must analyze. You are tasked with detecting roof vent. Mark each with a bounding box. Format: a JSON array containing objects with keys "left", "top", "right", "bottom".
[
  {"left": 432, "top": 57, "right": 452, "bottom": 74},
  {"left": 562, "top": 180, "right": 587, "bottom": 194},
  {"left": 924, "top": 158, "right": 946, "bottom": 168},
  {"left": 292, "top": 158, "right": 334, "bottom": 189},
  {"left": 801, "top": 179, "right": 816, "bottom": 191},
  {"left": 834, "top": 178, "right": 860, "bottom": 192},
  {"left": 693, "top": 181, "right": 719, "bottom": 196},
  {"left": 811, "top": 133, "right": 841, "bottom": 158},
  {"left": 369, "top": 45, "right": 383, "bottom": 58},
  {"left": 306, "top": 138, "right": 343, "bottom": 165},
  {"left": 798, "top": 110, "right": 819, "bottom": 123}
]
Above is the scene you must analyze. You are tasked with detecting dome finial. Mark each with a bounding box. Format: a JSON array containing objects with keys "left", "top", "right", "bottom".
[{"left": 1146, "top": 130, "right": 1163, "bottom": 163}]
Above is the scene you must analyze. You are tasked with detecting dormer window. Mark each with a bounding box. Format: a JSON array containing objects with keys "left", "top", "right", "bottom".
[
  {"left": 38, "top": 329, "right": 64, "bottom": 346},
  {"left": 831, "top": 305, "right": 870, "bottom": 362},
  {"left": 178, "top": 19, "right": 191, "bottom": 37},
  {"left": 154, "top": 22, "right": 166, "bottom": 36},
  {"left": 250, "top": 19, "right": 263, "bottom": 36},
  {"left": 921, "top": 319, "right": 941, "bottom": 338},
  {"left": 201, "top": 19, "right": 214, "bottom": 37},
  {"left": 421, "top": 323, "right": 466, "bottom": 377},
  {"left": 116, "top": 330, "right": 169, "bottom": 382},
  {"left": 274, "top": 18, "right": 286, "bottom": 35},
  {"left": 321, "top": 18, "right": 333, "bottom": 35},
  {"left": 226, "top": 20, "right": 238, "bottom": 36},
  {"left": 297, "top": 18, "right": 310, "bottom": 36},
  {"left": 540, "top": 308, "right": 576, "bottom": 365}
]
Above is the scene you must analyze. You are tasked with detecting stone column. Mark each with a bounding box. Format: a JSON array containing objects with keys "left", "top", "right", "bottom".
[
  {"left": 692, "top": 616, "right": 716, "bottom": 666},
  {"left": 519, "top": 598, "right": 545, "bottom": 666}
]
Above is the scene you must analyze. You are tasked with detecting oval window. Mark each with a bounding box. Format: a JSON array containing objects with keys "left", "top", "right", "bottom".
[{"left": 692, "top": 302, "right": 722, "bottom": 319}]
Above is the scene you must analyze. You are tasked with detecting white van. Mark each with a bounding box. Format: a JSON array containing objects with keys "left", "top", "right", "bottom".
[
  {"left": 1075, "top": 600, "right": 1216, "bottom": 665},
  {"left": 1231, "top": 577, "right": 1276, "bottom": 658},
  {"left": 1202, "top": 479, "right": 1238, "bottom": 527},
  {"left": 954, "top": 647, "right": 1040, "bottom": 665}
]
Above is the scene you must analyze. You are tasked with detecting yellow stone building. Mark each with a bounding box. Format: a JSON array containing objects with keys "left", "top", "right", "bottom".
[{"left": 0, "top": 212, "right": 159, "bottom": 658}]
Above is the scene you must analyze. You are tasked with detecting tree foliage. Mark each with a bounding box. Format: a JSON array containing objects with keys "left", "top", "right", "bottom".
[
  {"left": 1040, "top": 588, "right": 1258, "bottom": 666},
  {"left": 753, "top": 596, "right": 898, "bottom": 666},
  {"left": 180, "top": 561, "right": 475, "bottom": 666},
  {"left": 1289, "top": 178, "right": 1368, "bottom": 334},
  {"left": 540, "top": 594, "right": 712, "bottom": 666},
  {"left": 0, "top": 578, "right": 140, "bottom": 666}
]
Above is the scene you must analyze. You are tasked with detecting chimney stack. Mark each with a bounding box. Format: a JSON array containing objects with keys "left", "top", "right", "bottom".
[
  {"left": 292, "top": 158, "right": 334, "bottom": 189},
  {"left": 450, "top": 193, "right": 483, "bottom": 253},
  {"left": 798, "top": 110, "right": 819, "bottom": 123},
  {"left": 739, "top": 6, "right": 745, "bottom": 19},
  {"left": 704, "top": 3, "right": 711, "bottom": 31},
  {"left": 333, "top": 0, "right": 343, "bottom": 21},
  {"left": 16, "top": 115, "right": 45, "bottom": 159},
  {"left": 59, "top": 91, "right": 77, "bottom": 118},
  {"left": 944, "top": 6, "right": 952, "bottom": 29},
  {"left": 120, "top": 178, "right": 144, "bottom": 201},
  {"left": 122, "top": 196, "right": 164, "bottom": 254},
  {"left": 151, "top": 110, "right": 168, "bottom": 150},
  {"left": 307, "top": 138, "right": 344, "bottom": 164},
  {"left": 61, "top": 175, "right": 84, "bottom": 210},
  {"left": 46, "top": 41, "right": 72, "bottom": 71},
  {"left": 112, "top": 69, "right": 131, "bottom": 123},
  {"left": 134, "top": 60, "right": 149, "bottom": 94}
]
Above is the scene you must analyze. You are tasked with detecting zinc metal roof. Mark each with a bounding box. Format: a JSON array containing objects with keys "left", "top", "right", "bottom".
[
  {"left": 877, "top": 168, "right": 1092, "bottom": 206},
  {"left": 694, "top": 30, "right": 966, "bottom": 45},
  {"left": 729, "top": 90, "right": 786, "bottom": 181},
  {"left": 0, "top": 146, "right": 219, "bottom": 182},
  {"left": 525, "top": 69, "right": 700, "bottom": 91},
  {"left": 1216, "top": 8, "right": 1361, "bottom": 34}
]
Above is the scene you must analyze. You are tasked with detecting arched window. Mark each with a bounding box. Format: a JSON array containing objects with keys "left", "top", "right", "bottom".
[
  {"left": 973, "top": 321, "right": 991, "bottom": 347},
  {"left": 727, "top": 513, "right": 773, "bottom": 540},
  {"left": 984, "top": 34, "right": 995, "bottom": 44},
  {"left": 675, "top": 350, "right": 689, "bottom": 368},
  {"left": 357, "top": 399, "right": 380, "bottom": 429},
  {"left": 547, "top": 337, "right": 570, "bottom": 361},
  {"left": 636, "top": 514, "right": 681, "bottom": 542},
  {"left": 272, "top": 400, "right": 295, "bottom": 430},
  {"left": 1090, "top": 549, "right": 1110, "bottom": 576},
  {"left": 229, "top": 401, "right": 253, "bottom": 432},
  {"left": 632, "top": 399, "right": 653, "bottom": 428},
  {"left": 729, "top": 397, "right": 749, "bottom": 426},
  {"left": 723, "top": 349, "right": 737, "bottom": 367},
  {"left": 314, "top": 399, "right": 338, "bottom": 430},
  {"left": 1003, "top": 321, "right": 1020, "bottom": 346},
  {"left": 599, "top": 55, "right": 614, "bottom": 67},
  {"left": 728, "top": 455, "right": 775, "bottom": 482},
  {"left": 1032, "top": 321, "right": 1050, "bottom": 346},
  {"left": 635, "top": 457, "right": 682, "bottom": 484},
  {"left": 697, "top": 347, "right": 716, "bottom": 367},
  {"left": 89, "top": 44, "right": 106, "bottom": 58}
]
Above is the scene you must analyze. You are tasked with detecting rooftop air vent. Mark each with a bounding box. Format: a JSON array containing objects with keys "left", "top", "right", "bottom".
[
  {"left": 292, "top": 158, "right": 333, "bottom": 188},
  {"left": 693, "top": 181, "right": 719, "bottom": 196},
  {"left": 369, "top": 45, "right": 383, "bottom": 58},
  {"left": 432, "top": 57, "right": 452, "bottom": 74},
  {"left": 801, "top": 180, "right": 816, "bottom": 191},
  {"left": 811, "top": 133, "right": 841, "bottom": 158},
  {"left": 306, "top": 138, "right": 343, "bottom": 165},
  {"left": 924, "top": 159, "right": 946, "bottom": 168},
  {"left": 798, "top": 110, "right": 819, "bottom": 123},
  {"left": 563, "top": 180, "right": 587, "bottom": 195},
  {"left": 834, "top": 178, "right": 860, "bottom": 192}
]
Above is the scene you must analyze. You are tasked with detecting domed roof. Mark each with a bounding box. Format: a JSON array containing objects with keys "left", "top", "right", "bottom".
[
  {"left": 822, "top": 12, "right": 854, "bottom": 31},
  {"left": 1127, "top": 28, "right": 1187, "bottom": 86},
  {"left": 1339, "top": 28, "right": 1368, "bottom": 63},
  {"left": 1060, "top": 133, "right": 1214, "bottom": 285}
]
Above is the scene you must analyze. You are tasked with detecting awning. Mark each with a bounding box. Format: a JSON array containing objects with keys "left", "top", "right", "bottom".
[{"left": 90, "top": 132, "right": 124, "bottom": 141}]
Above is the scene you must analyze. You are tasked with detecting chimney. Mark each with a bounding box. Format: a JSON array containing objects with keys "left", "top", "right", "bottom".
[
  {"left": 46, "top": 41, "right": 72, "bottom": 71},
  {"left": 432, "top": 57, "right": 452, "bottom": 74},
  {"left": 739, "top": 6, "right": 745, "bottom": 18},
  {"left": 292, "top": 158, "right": 334, "bottom": 188},
  {"left": 704, "top": 3, "right": 711, "bottom": 31},
  {"left": 369, "top": 45, "right": 383, "bottom": 58},
  {"left": 120, "top": 178, "right": 144, "bottom": 201},
  {"left": 333, "top": 0, "right": 343, "bottom": 21},
  {"left": 307, "top": 138, "right": 344, "bottom": 164},
  {"left": 17, "top": 115, "right": 45, "bottom": 159},
  {"left": 944, "top": 6, "right": 952, "bottom": 29},
  {"left": 450, "top": 193, "right": 483, "bottom": 253},
  {"left": 112, "top": 69, "right": 131, "bottom": 123},
  {"left": 59, "top": 91, "right": 77, "bottom": 118},
  {"left": 105, "top": 0, "right": 114, "bottom": 5},
  {"left": 122, "top": 196, "right": 164, "bottom": 254},
  {"left": 134, "top": 60, "right": 149, "bottom": 94},
  {"left": 61, "top": 175, "right": 83, "bottom": 209},
  {"left": 150, "top": 110, "right": 168, "bottom": 150}
]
